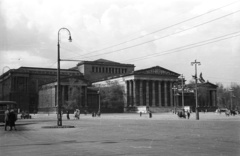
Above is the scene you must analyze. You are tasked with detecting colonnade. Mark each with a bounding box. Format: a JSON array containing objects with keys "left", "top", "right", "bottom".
[{"left": 125, "top": 79, "right": 178, "bottom": 107}]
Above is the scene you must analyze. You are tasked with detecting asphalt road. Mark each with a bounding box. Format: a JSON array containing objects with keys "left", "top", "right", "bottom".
[{"left": 0, "top": 112, "right": 240, "bottom": 156}]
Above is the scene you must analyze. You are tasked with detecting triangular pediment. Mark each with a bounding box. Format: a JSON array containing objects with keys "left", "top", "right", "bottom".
[
  {"left": 198, "top": 82, "right": 218, "bottom": 88},
  {"left": 134, "top": 66, "right": 179, "bottom": 76}
]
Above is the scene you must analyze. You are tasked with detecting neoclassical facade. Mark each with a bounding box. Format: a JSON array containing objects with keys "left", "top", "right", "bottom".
[
  {"left": 0, "top": 59, "right": 218, "bottom": 113},
  {"left": 93, "top": 66, "right": 181, "bottom": 112}
]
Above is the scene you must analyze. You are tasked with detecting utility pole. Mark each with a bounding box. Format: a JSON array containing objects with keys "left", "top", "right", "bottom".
[
  {"left": 191, "top": 59, "right": 201, "bottom": 120},
  {"left": 180, "top": 74, "right": 185, "bottom": 108}
]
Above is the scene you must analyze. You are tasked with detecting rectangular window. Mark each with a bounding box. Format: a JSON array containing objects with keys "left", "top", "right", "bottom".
[
  {"left": 106, "top": 68, "right": 108, "bottom": 73},
  {"left": 92, "top": 66, "right": 95, "bottom": 72},
  {"left": 99, "top": 67, "right": 101, "bottom": 72},
  {"left": 102, "top": 67, "right": 104, "bottom": 73},
  {"left": 96, "top": 67, "right": 98, "bottom": 72}
]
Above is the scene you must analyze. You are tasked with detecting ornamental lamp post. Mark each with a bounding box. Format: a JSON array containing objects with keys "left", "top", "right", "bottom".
[
  {"left": 172, "top": 85, "right": 178, "bottom": 114},
  {"left": 180, "top": 74, "right": 185, "bottom": 108},
  {"left": 57, "top": 28, "right": 72, "bottom": 126}
]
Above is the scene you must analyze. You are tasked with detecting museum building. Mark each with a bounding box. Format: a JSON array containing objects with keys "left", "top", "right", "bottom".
[{"left": 0, "top": 59, "right": 218, "bottom": 113}]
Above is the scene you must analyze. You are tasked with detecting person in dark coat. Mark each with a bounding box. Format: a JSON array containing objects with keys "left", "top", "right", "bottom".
[
  {"left": 187, "top": 111, "right": 190, "bottom": 119},
  {"left": 149, "top": 111, "right": 152, "bottom": 118},
  {"left": 8, "top": 109, "right": 17, "bottom": 131},
  {"left": 66, "top": 111, "right": 70, "bottom": 120}
]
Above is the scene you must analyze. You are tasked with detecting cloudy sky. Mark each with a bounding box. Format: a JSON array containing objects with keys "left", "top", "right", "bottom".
[{"left": 0, "top": 0, "right": 240, "bottom": 87}]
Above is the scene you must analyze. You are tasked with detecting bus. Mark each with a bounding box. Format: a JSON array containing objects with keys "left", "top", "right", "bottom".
[{"left": 0, "top": 101, "right": 17, "bottom": 123}]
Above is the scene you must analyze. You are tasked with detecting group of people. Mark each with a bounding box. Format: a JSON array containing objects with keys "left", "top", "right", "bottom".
[
  {"left": 92, "top": 111, "right": 101, "bottom": 117},
  {"left": 139, "top": 111, "right": 152, "bottom": 118},
  {"left": 177, "top": 109, "right": 191, "bottom": 119},
  {"left": 4, "top": 107, "right": 17, "bottom": 131},
  {"left": 66, "top": 109, "right": 101, "bottom": 119},
  {"left": 66, "top": 109, "right": 81, "bottom": 120}
]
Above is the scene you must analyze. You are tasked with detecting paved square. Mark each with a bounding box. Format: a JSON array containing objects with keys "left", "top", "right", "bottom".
[{"left": 1, "top": 113, "right": 240, "bottom": 156}]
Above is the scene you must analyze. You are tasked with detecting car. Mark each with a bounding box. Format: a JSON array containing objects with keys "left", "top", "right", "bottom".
[{"left": 20, "top": 112, "right": 31, "bottom": 119}]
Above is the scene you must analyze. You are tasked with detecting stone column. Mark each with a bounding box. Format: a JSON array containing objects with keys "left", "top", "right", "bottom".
[
  {"left": 152, "top": 81, "right": 156, "bottom": 107},
  {"left": 170, "top": 82, "right": 173, "bottom": 107},
  {"left": 158, "top": 81, "right": 162, "bottom": 106},
  {"left": 139, "top": 80, "right": 143, "bottom": 106},
  {"left": 164, "top": 81, "right": 168, "bottom": 107},
  {"left": 129, "top": 80, "right": 132, "bottom": 106},
  {"left": 146, "top": 80, "right": 149, "bottom": 107},
  {"left": 124, "top": 81, "right": 128, "bottom": 108},
  {"left": 133, "top": 80, "right": 137, "bottom": 106}
]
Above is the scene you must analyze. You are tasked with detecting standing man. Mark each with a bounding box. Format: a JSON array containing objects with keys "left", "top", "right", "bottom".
[
  {"left": 187, "top": 111, "right": 190, "bottom": 119},
  {"left": 66, "top": 111, "right": 70, "bottom": 120},
  {"left": 8, "top": 109, "right": 17, "bottom": 131}
]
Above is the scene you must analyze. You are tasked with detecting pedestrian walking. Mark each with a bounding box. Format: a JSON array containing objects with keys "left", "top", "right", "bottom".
[
  {"left": 149, "top": 111, "right": 152, "bottom": 118},
  {"left": 140, "top": 112, "right": 142, "bottom": 117},
  {"left": 8, "top": 109, "right": 17, "bottom": 131},
  {"left": 97, "top": 111, "right": 101, "bottom": 117},
  {"left": 187, "top": 111, "right": 190, "bottom": 119},
  {"left": 66, "top": 111, "right": 70, "bottom": 120},
  {"left": 4, "top": 107, "right": 10, "bottom": 131}
]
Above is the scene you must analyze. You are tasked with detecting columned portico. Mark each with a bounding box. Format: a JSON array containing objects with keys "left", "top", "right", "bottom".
[
  {"left": 125, "top": 79, "right": 179, "bottom": 108},
  {"left": 96, "top": 66, "right": 181, "bottom": 112}
]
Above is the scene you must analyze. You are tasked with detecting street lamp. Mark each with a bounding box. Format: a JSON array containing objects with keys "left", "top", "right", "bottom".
[
  {"left": 57, "top": 28, "right": 72, "bottom": 126},
  {"left": 180, "top": 74, "right": 185, "bottom": 108},
  {"left": 172, "top": 85, "right": 178, "bottom": 114},
  {"left": 191, "top": 59, "right": 201, "bottom": 120}
]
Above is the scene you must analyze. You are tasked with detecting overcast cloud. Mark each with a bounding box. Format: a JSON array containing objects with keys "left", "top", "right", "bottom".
[{"left": 0, "top": 0, "right": 240, "bottom": 87}]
